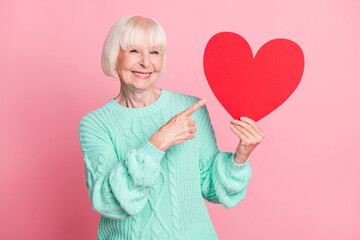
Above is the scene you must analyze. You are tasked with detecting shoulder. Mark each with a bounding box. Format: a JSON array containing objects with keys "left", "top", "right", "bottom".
[
  {"left": 164, "top": 89, "right": 208, "bottom": 120},
  {"left": 165, "top": 89, "right": 202, "bottom": 107},
  {"left": 78, "top": 102, "right": 112, "bottom": 136}
]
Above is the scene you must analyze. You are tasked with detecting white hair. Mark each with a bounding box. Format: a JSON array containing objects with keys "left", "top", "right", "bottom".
[{"left": 101, "top": 15, "right": 167, "bottom": 80}]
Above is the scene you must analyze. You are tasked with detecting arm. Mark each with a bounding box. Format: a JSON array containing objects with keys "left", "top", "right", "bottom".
[
  {"left": 197, "top": 102, "right": 252, "bottom": 209},
  {"left": 78, "top": 113, "right": 165, "bottom": 220}
]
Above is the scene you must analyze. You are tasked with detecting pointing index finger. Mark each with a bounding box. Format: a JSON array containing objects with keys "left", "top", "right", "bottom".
[{"left": 182, "top": 98, "right": 207, "bottom": 117}]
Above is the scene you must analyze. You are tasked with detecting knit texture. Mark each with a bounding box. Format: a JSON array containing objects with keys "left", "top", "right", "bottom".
[{"left": 78, "top": 88, "right": 252, "bottom": 240}]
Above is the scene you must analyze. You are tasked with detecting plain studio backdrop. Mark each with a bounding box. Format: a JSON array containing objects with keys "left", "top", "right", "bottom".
[{"left": 1, "top": 0, "right": 359, "bottom": 239}]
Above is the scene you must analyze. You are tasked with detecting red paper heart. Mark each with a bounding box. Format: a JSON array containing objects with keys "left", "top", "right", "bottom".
[{"left": 203, "top": 32, "right": 304, "bottom": 122}]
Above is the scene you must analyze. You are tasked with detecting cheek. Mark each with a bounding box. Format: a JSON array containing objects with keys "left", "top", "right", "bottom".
[
  {"left": 121, "top": 56, "right": 138, "bottom": 70},
  {"left": 129, "top": 60, "right": 139, "bottom": 69},
  {"left": 154, "top": 57, "right": 163, "bottom": 72}
]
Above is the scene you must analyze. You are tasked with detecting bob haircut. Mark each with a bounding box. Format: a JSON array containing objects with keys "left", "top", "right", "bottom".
[{"left": 101, "top": 15, "right": 167, "bottom": 81}]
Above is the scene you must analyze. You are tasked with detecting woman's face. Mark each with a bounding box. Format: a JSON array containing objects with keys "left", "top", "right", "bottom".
[{"left": 116, "top": 44, "right": 163, "bottom": 91}]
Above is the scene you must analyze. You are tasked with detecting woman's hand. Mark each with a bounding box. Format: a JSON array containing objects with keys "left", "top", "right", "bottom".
[
  {"left": 149, "top": 98, "right": 207, "bottom": 152},
  {"left": 230, "top": 117, "right": 265, "bottom": 164}
]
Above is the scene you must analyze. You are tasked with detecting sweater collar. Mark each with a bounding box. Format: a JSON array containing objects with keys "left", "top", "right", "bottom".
[{"left": 106, "top": 88, "right": 169, "bottom": 117}]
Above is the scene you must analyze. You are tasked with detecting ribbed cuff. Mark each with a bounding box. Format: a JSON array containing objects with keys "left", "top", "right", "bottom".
[
  {"left": 136, "top": 140, "right": 166, "bottom": 167},
  {"left": 125, "top": 140, "right": 166, "bottom": 188},
  {"left": 227, "top": 153, "right": 249, "bottom": 175}
]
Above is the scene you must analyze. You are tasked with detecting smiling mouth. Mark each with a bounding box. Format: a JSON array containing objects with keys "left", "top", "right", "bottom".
[{"left": 132, "top": 71, "right": 152, "bottom": 76}]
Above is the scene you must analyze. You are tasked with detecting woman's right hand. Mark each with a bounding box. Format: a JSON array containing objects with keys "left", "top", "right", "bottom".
[{"left": 149, "top": 98, "right": 207, "bottom": 152}]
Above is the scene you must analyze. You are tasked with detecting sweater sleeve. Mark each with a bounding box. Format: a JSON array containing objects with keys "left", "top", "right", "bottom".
[
  {"left": 78, "top": 113, "right": 165, "bottom": 220},
  {"left": 197, "top": 102, "right": 252, "bottom": 209}
]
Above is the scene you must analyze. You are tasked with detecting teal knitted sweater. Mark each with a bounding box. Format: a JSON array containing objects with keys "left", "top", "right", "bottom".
[{"left": 78, "top": 88, "right": 252, "bottom": 240}]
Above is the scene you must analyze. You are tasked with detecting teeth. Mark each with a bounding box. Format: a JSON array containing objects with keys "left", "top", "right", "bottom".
[{"left": 133, "top": 71, "right": 150, "bottom": 76}]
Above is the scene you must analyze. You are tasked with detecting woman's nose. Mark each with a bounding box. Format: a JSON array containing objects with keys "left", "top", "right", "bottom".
[{"left": 140, "top": 53, "right": 150, "bottom": 67}]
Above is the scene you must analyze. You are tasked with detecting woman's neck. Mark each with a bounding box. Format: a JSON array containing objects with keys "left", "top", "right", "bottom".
[{"left": 115, "top": 86, "right": 161, "bottom": 108}]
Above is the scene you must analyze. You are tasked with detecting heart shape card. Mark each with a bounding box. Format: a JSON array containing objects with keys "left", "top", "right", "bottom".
[{"left": 203, "top": 32, "right": 305, "bottom": 122}]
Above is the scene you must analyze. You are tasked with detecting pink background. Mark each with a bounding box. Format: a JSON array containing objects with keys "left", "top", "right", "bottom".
[{"left": 1, "top": 0, "right": 359, "bottom": 239}]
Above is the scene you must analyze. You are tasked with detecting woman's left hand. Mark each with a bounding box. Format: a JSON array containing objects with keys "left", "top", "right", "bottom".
[{"left": 230, "top": 116, "right": 265, "bottom": 163}]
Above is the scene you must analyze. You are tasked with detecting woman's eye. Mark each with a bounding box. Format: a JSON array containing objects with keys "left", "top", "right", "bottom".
[
  {"left": 130, "top": 49, "right": 138, "bottom": 53},
  {"left": 151, "top": 51, "right": 159, "bottom": 54}
]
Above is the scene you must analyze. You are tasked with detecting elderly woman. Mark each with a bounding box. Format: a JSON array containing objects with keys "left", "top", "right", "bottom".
[{"left": 78, "top": 15, "right": 264, "bottom": 240}]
